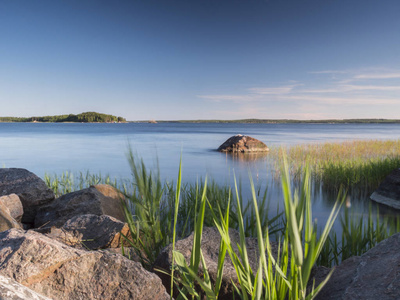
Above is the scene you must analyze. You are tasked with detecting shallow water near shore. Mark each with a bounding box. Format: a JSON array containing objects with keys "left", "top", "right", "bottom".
[{"left": 1, "top": 122, "right": 400, "bottom": 226}]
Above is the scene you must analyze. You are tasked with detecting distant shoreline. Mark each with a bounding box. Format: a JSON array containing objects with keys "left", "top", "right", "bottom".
[{"left": 139, "top": 119, "right": 400, "bottom": 124}]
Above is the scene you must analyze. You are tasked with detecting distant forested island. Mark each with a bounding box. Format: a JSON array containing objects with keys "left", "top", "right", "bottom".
[{"left": 0, "top": 112, "right": 126, "bottom": 123}]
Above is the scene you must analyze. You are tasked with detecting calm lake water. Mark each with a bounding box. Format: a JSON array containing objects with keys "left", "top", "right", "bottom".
[{"left": 1, "top": 122, "right": 400, "bottom": 224}]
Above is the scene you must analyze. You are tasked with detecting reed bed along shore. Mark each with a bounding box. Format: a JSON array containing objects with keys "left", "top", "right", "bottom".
[
  {"left": 269, "top": 139, "right": 400, "bottom": 191},
  {"left": 43, "top": 139, "right": 400, "bottom": 298}
]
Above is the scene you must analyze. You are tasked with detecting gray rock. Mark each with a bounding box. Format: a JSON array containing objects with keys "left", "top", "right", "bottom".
[
  {"left": 0, "top": 194, "right": 24, "bottom": 222},
  {"left": 218, "top": 134, "right": 269, "bottom": 153},
  {"left": 0, "top": 274, "right": 52, "bottom": 300},
  {"left": 370, "top": 168, "right": 400, "bottom": 209},
  {"left": 0, "top": 168, "right": 55, "bottom": 224},
  {"left": 154, "top": 226, "right": 280, "bottom": 299},
  {"left": 35, "top": 184, "right": 126, "bottom": 228},
  {"left": 316, "top": 232, "right": 400, "bottom": 299},
  {"left": 40, "top": 214, "right": 132, "bottom": 250},
  {"left": 0, "top": 228, "right": 169, "bottom": 300}
]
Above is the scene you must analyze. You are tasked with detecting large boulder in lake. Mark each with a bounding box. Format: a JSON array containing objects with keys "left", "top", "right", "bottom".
[
  {"left": 218, "top": 134, "right": 269, "bottom": 153},
  {"left": 154, "top": 227, "right": 279, "bottom": 299},
  {"left": 370, "top": 168, "right": 400, "bottom": 209},
  {"left": 0, "top": 168, "right": 55, "bottom": 224},
  {"left": 35, "top": 184, "right": 126, "bottom": 228},
  {"left": 0, "top": 229, "right": 169, "bottom": 300},
  {"left": 315, "top": 232, "right": 400, "bottom": 299},
  {"left": 0, "top": 274, "right": 51, "bottom": 300}
]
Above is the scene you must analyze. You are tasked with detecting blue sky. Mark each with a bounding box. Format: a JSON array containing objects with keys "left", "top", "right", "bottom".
[{"left": 1, "top": 0, "right": 399, "bottom": 120}]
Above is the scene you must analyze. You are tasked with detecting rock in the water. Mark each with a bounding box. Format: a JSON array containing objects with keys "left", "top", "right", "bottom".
[
  {"left": 0, "top": 194, "right": 24, "bottom": 223},
  {"left": 0, "top": 228, "right": 169, "bottom": 300},
  {"left": 0, "top": 168, "right": 55, "bottom": 224},
  {"left": 0, "top": 274, "right": 52, "bottom": 300},
  {"left": 218, "top": 134, "right": 269, "bottom": 153},
  {"left": 154, "top": 227, "right": 279, "bottom": 299},
  {"left": 35, "top": 184, "right": 126, "bottom": 228},
  {"left": 316, "top": 232, "right": 400, "bottom": 299},
  {"left": 370, "top": 168, "right": 400, "bottom": 209},
  {"left": 40, "top": 214, "right": 131, "bottom": 250}
]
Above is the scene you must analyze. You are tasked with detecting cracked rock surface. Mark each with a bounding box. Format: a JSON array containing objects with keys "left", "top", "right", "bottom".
[{"left": 0, "top": 229, "right": 169, "bottom": 300}]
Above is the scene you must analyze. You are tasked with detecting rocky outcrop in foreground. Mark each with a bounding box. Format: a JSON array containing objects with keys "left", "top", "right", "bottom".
[
  {"left": 0, "top": 168, "right": 55, "bottom": 225},
  {"left": 316, "top": 232, "right": 400, "bottom": 299},
  {"left": 35, "top": 184, "right": 125, "bottom": 228},
  {"left": 370, "top": 168, "right": 400, "bottom": 209},
  {"left": 0, "top": 274, "right": 52, "bottom": 300},
  {"left": 218, "top": 134, "right": 269, "bottom": 153},
  {"left": 0, "top": 229, "right": 169, "bottom": 300}
]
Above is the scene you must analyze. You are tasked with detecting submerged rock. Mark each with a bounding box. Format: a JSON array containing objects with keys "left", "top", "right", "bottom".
[
  {"left": 370, "top": 168, "right": 400, "bottom": 209},
  {"left": 0, "top": 168, "right": 55, "bottom": 224},
  {"left": 0, "top": 229, "right": 169, "bottom": 300},
  {"left": 218, "top": 134, "right": 269, "bottom": 153}
]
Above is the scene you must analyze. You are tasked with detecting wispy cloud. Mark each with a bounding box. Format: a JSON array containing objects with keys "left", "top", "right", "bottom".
[
  {"left": 248, "top": 84, "right": 300, "bottom": 95},
  {"left": 354, "top": 73, "right": 400, "bottom": 79},
  {"left": 309, "top": 70, "right": 349, "bottom": 74},
  {"left": 197, "top": 67, "right": 400, "bottom": 119}
]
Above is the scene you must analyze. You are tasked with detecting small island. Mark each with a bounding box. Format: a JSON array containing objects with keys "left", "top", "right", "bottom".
[{"left": 0, "top": 112, "right": 126, "bottom": 123}]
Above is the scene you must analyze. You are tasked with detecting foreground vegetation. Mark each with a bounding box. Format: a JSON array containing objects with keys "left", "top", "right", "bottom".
[
  {"left": 0, "top": 111, "right": 126, "bottom": 123},
  {"left": 44, "top": 139, "right": 400, "bottom": 299}
]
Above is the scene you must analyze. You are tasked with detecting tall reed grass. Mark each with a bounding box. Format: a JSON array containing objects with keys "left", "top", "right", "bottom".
[{"left": 269, "top": 139, "right": 400, "bottom": 191}]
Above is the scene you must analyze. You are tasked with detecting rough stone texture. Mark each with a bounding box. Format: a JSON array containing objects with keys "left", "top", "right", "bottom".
[
  {"left": 370, "top": 168, "right": 400, "bottom": 209},
  {"left": 0, "top": 274, "right": 52, "bottom": 300},
  {"left": 104, "top": 247, "right": 142, "bottom": 263},
  {"left": 38, "top": 214, "right": 132, "bottom": 250},
  {"left": 35, "top": 184, "right": 125, "bottom": 228},
  {"left": 316, "top": 232, "right": 400, "bottom": 300},
  {"left": 154, "top": 227, "right": 279, "bottom": 300},
  {"left": 0, "top": 168, "right": 55, "bottom": 224},
  {"left": 0, "top": 204, "right": 21, "bottom": 232},
  {"left": 217, "top": 134, "right": 269, "bottom": 153},
  {"left": 0, "top": 194, "right": 24, "bottom": 222},
  {"left": 0, "top": 229, "right": 169, "bottom": 300}
]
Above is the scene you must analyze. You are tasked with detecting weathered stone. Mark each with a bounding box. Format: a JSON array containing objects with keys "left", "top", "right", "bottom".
[
  {"left": 0, "top": 194, "right": 24, "bottom": 222},
  {"left": 0, "top": 274, "right": 52, "bottom": 300},
  {"left": 0, "top": 229, "right": 169, "bottom": 300},
  {"left": 154, "top": 227, "right": 280, "bottom": 299},
  {"left": 0, "top": 168, "right": 55, "bottom": 224},
  {"left": 316, "top": 232, "right": 400, "bottom": 299},
  {"left": 104, "top": 247, "right": 142, "bottom": 263},
  {"left": 35, "top": 184, "right": 125, "bottom": 228},
  {"left": 40, "top": 214, "right": 132, "bottom": 250},
  {"left": 218, "top": 134, "right": 269, "bottom": 153},
  {"left": 0, "top": 203, "right": 21, "bottom": 232},
  {"left": 370, "top": 168, "right": 400, "bottom": 209}
]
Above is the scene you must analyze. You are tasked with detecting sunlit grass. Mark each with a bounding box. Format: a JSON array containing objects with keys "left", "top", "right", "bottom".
[{"left": 269, "top": 139, "right": 400, "bottom": 191}]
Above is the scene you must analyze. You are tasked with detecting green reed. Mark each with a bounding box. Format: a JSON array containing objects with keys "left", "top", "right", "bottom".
[{"left": 269, "top": 139, "right": 400, "bottom": 191}]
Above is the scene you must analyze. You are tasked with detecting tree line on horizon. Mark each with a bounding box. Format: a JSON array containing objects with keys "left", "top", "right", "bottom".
[{"left": 0, "top": 112, "right": 126, "bottom": 123}]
